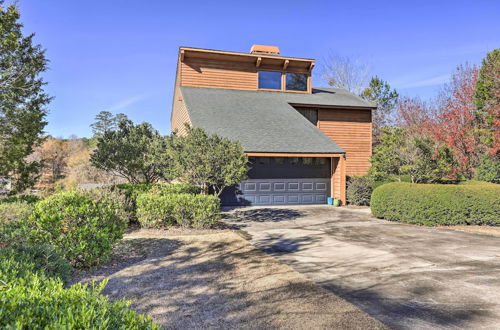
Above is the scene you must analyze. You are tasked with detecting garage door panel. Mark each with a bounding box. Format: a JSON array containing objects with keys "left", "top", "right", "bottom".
[
  {"left": 316, "top": 182, "right": 327, "bottom": 191},
  {"left": 301, "top": 194, "right": 314, "bottom": 203},
  {"left": 244, "top": 195, "right": 256, "bottom": 204},
  {"left": 273, "top": 195, "right": 286, "bottom": 204},
  {"left": 302, "top": 182, "right": 314, "bottom": 190},
  {"left": 260, "top": 183, "right": 271, "bottom": 191},
  {"left": 315, "top": 194, "right": 327, "bottom": 203},
  {"left": 245, "top": 183, "right": 256, "bottom": 191},
  {"left": 258, "top": 195, "right": 271, "bottom": 204},
  {"left": 274, "top": 182, "right": 286, "bottom": 191}
]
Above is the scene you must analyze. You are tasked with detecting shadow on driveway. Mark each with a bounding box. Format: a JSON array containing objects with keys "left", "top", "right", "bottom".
[
  {"left": 224, "top": 206, "right": 500, "bottom": 329},
  {"left": 74, "top": 231, "right": 386, "bottom": 329}
]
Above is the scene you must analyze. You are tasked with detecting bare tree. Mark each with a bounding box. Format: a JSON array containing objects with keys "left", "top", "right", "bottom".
[{"left": 320, "top": 53, "right": 370, "bottom": 95}]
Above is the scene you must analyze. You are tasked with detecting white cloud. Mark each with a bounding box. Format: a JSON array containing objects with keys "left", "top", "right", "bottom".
[
  {"left": 107, "top": 95, "right": 145, "bottom": 112},
  {"left": 397, "top": 74, "right": 450, "bottom": 89}
]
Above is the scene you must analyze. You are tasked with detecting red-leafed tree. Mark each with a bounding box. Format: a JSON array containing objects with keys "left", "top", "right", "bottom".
[
  {"left": 396, "top": 96, "right": 435, "bottom": 137},
  {"left": 431, "top": 65, "right": 483, "bottom": 179},
  {"left": 395, "top": 65, "right": 484, "bottom": 179}
]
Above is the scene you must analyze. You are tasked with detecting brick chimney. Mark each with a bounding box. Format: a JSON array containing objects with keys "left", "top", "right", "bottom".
[{"left": 250, "top": 45, "right": 280, "bottom": 55}]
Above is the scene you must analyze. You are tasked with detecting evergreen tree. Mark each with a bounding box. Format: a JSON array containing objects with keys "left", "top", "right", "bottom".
[
  {"left": 90, "top": 120, "right": 170, "bottom": 183},
  {"left": 474, "top": 49, "right": 500, "bottom": 155},
  {"left": 90, "top": 111, "right": 129, "bottom": 138},
  {"left": 0, "top": 3, "right": 50, "bottom": 193},
  {"left": 90, "top": 111, "right": 115, "bottom": 137},
  {"left": 361, "top": 76, "right": 399, "bottom": 145}
]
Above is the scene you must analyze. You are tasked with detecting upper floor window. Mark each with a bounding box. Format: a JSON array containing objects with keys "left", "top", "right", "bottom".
[
  {"left": 286, "top": 73, "right": 308, "bottom": 91},
  {"left": 258, "top": 71, "right": 281, "bottom": 90}
]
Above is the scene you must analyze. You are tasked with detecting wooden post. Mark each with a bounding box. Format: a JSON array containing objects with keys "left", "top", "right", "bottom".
[
  {"left": 340, "top": 155, "right": 346, "bottom": 205},
  {"left": 330, "top": 157, "right": 335, "bottom": 198}
]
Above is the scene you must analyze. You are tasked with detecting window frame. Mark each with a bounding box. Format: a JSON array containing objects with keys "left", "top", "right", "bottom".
[
  {"left": 257, "top": 70, "right": 310, "bottom": 93},
  {"left": 285, "top": 72, "right": 308, "bottom": 92},
  {"left": 257, "top": 70, "right": 283, "bottom": 91}
]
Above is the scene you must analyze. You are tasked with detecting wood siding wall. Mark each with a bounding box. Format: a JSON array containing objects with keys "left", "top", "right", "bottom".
[
  {"left": 170, "top": 86, "right": 191, "bottom": 135},
  {"left": 181, "top": 57, "right": 258, "bottom": 90},
  {"left": 332, "top": 157, "right": 341, "bottom": 198},
  {"left": 331, "top": 156, "right": 346, "bottom": 204},
  {"left": 319, "top": 109, "right": 372, "bottom": 176},
  {"left": 179, "top": 56, "right": 311, "bottom": 92}
]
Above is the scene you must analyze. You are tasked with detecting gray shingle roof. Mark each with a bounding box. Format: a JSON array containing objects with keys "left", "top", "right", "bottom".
[{"left": 180, "top": 87, "right": 374, "bottom": 154}]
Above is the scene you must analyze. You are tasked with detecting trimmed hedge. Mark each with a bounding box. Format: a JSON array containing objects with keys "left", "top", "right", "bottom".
[
  {"left": 137, "top": 193, "right": 220, "bottom": 228},
  {"left": 29, "top": 190, "right": 128, "bottom": 268},
  {"left": 371, "top": 182, "right": 500, "bottom": 226},
  {"left": 0, "top": 256, "right": 159, "bottom": 329}
]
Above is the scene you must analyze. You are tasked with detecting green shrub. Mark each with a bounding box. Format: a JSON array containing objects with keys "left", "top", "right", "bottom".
[
  {"left": 371, "top": 174, "right": 412, "bottom": 190},
  {"left": 29, "top": 190, "right": 128, "bottom": 268},
  {"left": 458, "top": 180, "right": 494, "bottom": 185},
  {"left": 0, "top": 217, "right": 31, "bottom": 247},
  {"left": 0, "top": 201, "right": 33, "bottom": 223},
  {"left": 137, "top": 193, "right": 220, "bottom": 228},
  {"left": 371, "top": 182, "right": 500, "bottom": 226},
  {"left": 346, "top": 176, "right": 372, "bottom": 206},
  {"left": 114, "top": 183, "right": 153, "bottom": 204},
  {"left": 0, "top": 256, "right": 159, "bottom": 329},
  {"left": 151, "top": 183, "right": 202, "bottom": 195},
  {"left": 1, "top": 194, "right": 40, "bottom": 204},
  {"left": 113, "top": 183, "right": 201, "bottom": 220},
  {"left": 110, "top": 183, "right": 152, "bottom": 224},
  {"left": 0, "top": 243, "right": 71, "bottom": 283},
  {"left": 475, "top": 155, "right": 500, "bottom": 183}
]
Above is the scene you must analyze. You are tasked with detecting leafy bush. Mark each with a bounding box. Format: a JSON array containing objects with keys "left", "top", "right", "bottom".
[
  {"left": 475, "top": 155, "right": 500, "bottom": 183},
  {"left": 0, "top": 194, "right": 39, "bottom": 204},
  {"left": 0, "top": 216, "right": 32, "bottom": 248},
  {"left": 0, "top": 243, "right": 71, "bottom": 282},
  {"left": 114, "top": 183, "right": 201, "bottom": 222},
  {"left": 137, "top": 193, "right": 220, "bottom": 228},
  {"left": 0, "top": 201, "right": 33, "bottom": 223},
  {"left": 114, "top": 183, "right": 153, "bottom": 200},
  {"left": 346, "top": 176, "right": 372, "bottom": 206},
  {"left": 0, "top": 256, "right": 159, "bottom": 329},
  {"left": 29, "top": 190, "right": 128, "bottom": 268},
  {"left": 371, "top": 182, "right": 500, "bottom": 226},
  {"left": 113, "top": 183, "right": 153, "bottom": 222},
  {"left": 369, "top": 127, "right": 455, "bottom": 183},
  {"left": 151, "top": 183, "right": 202, "bottom": 195}
]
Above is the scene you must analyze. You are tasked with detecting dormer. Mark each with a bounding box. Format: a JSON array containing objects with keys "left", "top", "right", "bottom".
[{"left": 176, "top": 45, "right": 315, "bottom": 94}]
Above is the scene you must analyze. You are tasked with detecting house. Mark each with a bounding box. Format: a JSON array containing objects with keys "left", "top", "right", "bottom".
[{"left": 170, "top": 45, "right": 376, "bottom": 206}]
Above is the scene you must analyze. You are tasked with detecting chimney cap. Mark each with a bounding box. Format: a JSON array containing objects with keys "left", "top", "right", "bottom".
[{"left": 250, "top": 45, "right": 280, "bottom": 55}]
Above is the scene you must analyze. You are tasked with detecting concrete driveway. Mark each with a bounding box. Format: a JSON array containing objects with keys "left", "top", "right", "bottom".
[{"left": 223, "top": 206, "right": 500, "bottom": 329}]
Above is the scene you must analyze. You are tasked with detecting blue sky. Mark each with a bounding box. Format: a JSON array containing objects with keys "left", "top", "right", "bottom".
[{"left": 17, "top": 0, "right": 500, "bottom": 137}]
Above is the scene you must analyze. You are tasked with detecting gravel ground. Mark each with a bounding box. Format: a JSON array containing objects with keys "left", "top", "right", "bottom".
[
  {"left": 74, "top": 228, "right": 386, "bottom": 329},
  {"left": 439, "top": 225, "right": 500, "bottom": 237}
]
